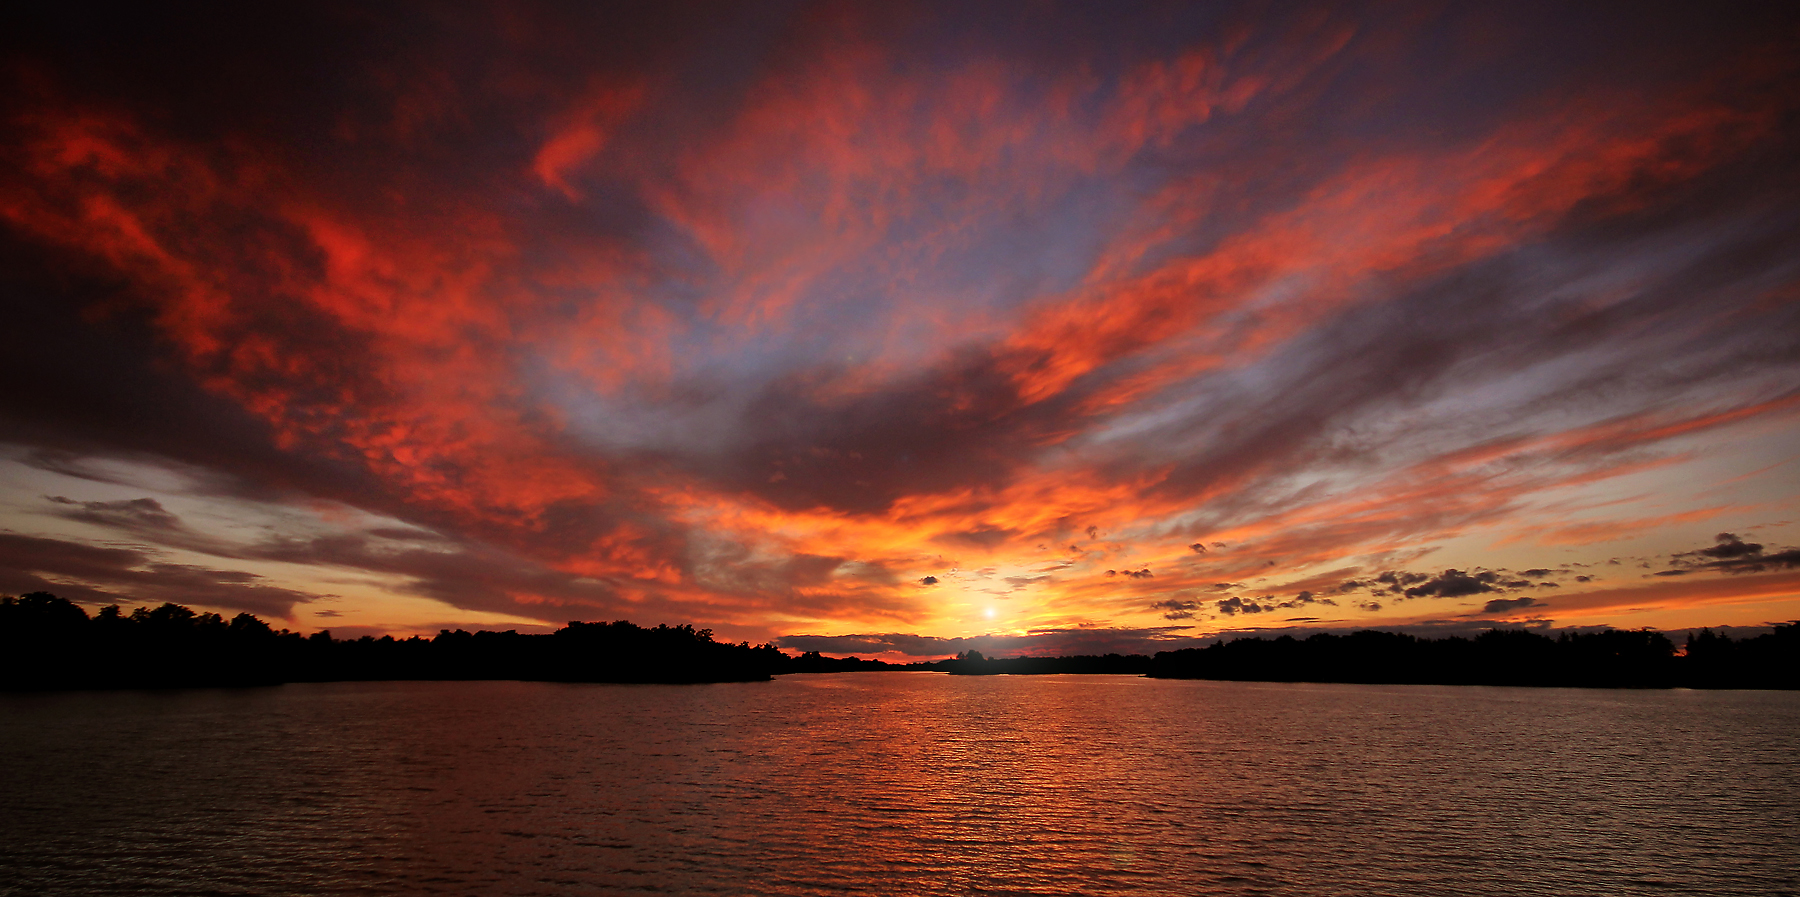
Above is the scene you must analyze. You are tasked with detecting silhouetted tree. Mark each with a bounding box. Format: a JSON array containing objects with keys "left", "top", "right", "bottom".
[
  {"left": 4, "top": 592, "right": 1791, "bottom": 691},
  {"left": 1149, "top": 627, "right": 1728, "bottom": 688},
  {"left": 0, "top": 592, "right": 793, "bottom": 690}
]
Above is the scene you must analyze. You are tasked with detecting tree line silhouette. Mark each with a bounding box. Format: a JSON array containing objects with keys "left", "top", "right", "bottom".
[
  {"left": 1147, "top": 626, "right": 1799, "bottom": 689},
  {"left": 4, "top": 591, "right": 1793, "bottom": 690},
  {"left": 0, "top": 592, "right": 787, "bottom": 689},
  {"left": 786, "top": 630, "right": 1797, "bottom": 687},
  {"left": 777, "top": 631, "right": 1798, "bottom": 687}
]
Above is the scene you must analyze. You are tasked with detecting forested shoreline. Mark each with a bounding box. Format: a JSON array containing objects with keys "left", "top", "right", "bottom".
[
  {"left": 1145, "top": 626, "right": 1799, "bottom": 689},
  {"left": 0, "top": 592, "right": 787, "bottom": 688},
  {"left": 2, "top": 592, "right": 1795, "bottom": 691}
]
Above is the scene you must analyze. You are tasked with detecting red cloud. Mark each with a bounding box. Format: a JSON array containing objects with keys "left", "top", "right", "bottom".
[{"left": 532, "top": 81, "right": 646, "bottom": 200}]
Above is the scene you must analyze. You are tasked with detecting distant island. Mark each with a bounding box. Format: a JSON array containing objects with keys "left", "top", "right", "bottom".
[{"left": 3, "top": 591, "right": 1794, "bottom": 691}]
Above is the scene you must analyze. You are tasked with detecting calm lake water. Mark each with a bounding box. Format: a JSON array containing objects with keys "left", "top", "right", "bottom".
[{"left": 2, "top": 674, "right": 1796, "bottom": 896}]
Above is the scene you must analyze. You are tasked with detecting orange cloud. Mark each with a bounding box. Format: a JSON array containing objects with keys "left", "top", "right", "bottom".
[
  {"left": 1505, "top": 507, "right": 1738, "bottom": 547},
  {"left": 1537, "top": 570, "right": 1800, "bottom": 618}
]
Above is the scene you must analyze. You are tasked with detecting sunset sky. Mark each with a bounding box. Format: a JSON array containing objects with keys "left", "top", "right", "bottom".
[{"left": 2, "top": 2, "right": 1797, "bottom": 658}]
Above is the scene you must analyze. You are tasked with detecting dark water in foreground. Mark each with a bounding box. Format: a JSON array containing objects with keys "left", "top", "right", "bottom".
[{"left": 2, "top": 675, "right": 1796, "bottom": 896}]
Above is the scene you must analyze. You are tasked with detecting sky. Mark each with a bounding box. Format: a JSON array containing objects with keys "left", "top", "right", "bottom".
[{"left": 1, "top": 2, "right": 1798, "bottom": 659}]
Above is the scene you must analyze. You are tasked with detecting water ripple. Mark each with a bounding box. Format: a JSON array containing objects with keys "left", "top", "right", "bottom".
[{"left": 1, "top": 676, "right": 1796, "bottom": 895}]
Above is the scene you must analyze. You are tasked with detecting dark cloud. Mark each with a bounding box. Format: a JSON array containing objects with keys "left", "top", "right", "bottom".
[
  {"left": 731, "top": 361, "right": 1073, "bottom": 514},
  {"left": 1481, "top": 596, "right": 1542, "bottom": 614},
  {"left": 919, "top": 575, "right": 938, "bottom": 586},
  {"left": 1150, "top": 598, "right": 1199, "bottom": 621},
  {"left": 1702, "top": 533, "right": 1763, "bottom": 558},
  {"left": 46, "top": 496, "right": 182, "bottom": 530},
  {"left": 0, "top": 240, "right": 388, "bottom": 510},
  {"left": 1216, "top": 596, "right": 1267, "bottom": 615},
  {"left": 21, "top": 496, "right": 646, "bottom": 623},
  {"left": 1358, "top": 567, "right": 1561, "bottom": 599},
  {"left": 1268, "top": 590, "right": 1336, "bottom": 610},
  {"left": 1663, "top": 533, "right": 1800, "bottom": 576},
  {"left": 0, "top": 532, "right": 315, "bottom": 617},
  {"left": 1398, "top": 569, "right": 1502, "bottom": 599}
]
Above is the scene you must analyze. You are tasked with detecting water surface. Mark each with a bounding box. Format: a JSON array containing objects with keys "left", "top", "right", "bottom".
[{"left": 2, "top": 674, "right": 1796, "bottom": 895}]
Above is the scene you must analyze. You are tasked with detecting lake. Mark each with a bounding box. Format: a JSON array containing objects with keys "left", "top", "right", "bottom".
[{"left": 2, "top": 674, "right": 1796, "bottom": 895}]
